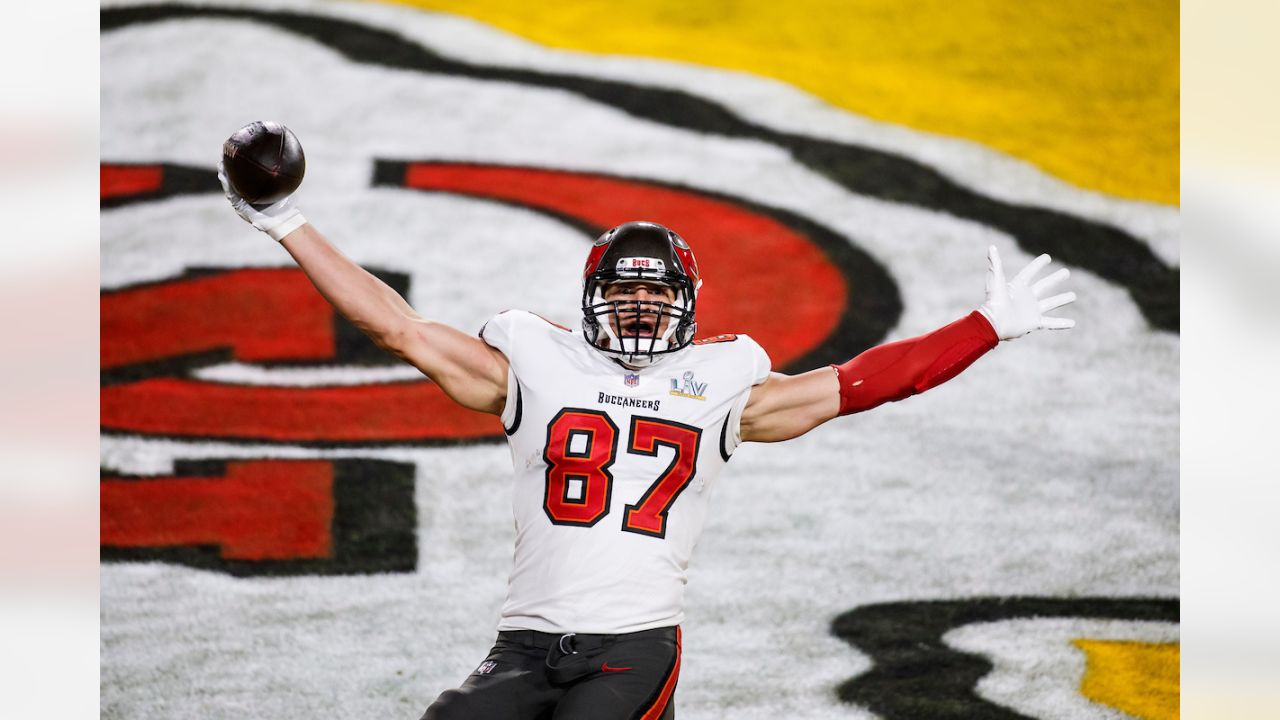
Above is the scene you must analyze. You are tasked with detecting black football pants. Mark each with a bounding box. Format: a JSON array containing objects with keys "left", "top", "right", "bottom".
[{"left": 422, "top": 626, "right": 680, "bottom": 720}]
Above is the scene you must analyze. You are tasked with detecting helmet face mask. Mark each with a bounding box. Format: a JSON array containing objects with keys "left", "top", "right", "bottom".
[{"left": 581, "top": 222, "right": 700, "bottom": 368}]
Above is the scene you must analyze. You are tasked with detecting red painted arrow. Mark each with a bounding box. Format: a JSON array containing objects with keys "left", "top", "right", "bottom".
[
  {"left": 102, "top": 377, "right": 498, "bottom": 442},
  {"left": 100, "top": 461, "right": 334, "bottom": 560},
  {"left": 100, "top": 267, "right": 503, "bottom": 442},
  {"left": 101, "top": 268, "right": 335, "bottom": 368},
  {"left": 101, "top": 164, "right": 163, "bottom": 199}
]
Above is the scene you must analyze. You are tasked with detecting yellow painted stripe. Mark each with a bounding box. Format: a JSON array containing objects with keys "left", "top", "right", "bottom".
[
  {"left": 1075, "top": 639, "right": 1180, "bottom": 720},
  {"left": 377, "top": 0, "right": 1177, "bottom": 205}
]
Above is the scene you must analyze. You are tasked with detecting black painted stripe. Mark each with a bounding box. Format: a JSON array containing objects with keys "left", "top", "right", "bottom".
[{"left": 831, "top": 596, "right": 1179, "bottom": 719}]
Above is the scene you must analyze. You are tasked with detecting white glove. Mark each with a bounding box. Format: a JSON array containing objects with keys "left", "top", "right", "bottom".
[
  {"left": 217, "top": 161, "right": 307, "bottom": 242},
  {"left": 978, "top": 245, "right": 1076, "bottom": 340}
]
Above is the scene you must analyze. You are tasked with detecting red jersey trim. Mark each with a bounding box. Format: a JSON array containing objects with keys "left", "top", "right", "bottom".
[
  {"left": 692, "top": 334, "right": 738, "bottom": 345},
  {"left": 531, "top": 312, "right": 572, "bottom": 333}
]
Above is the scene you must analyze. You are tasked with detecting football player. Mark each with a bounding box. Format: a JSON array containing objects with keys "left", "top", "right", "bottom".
[{"left": 219, "top": 166, "right": 1075, "bottom": 720}]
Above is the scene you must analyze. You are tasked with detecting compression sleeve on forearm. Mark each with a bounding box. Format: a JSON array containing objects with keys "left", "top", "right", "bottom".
[{"left": 832, "top": 310, "right": 999, "bottom": 416}]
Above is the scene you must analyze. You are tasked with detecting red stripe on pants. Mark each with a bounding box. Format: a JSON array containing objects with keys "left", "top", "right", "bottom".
[{"left": 640, "top": 627, "right": 681, "bottom": 720}]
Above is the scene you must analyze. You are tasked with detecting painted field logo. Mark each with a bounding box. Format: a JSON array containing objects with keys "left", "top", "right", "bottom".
[{"left": 99, "top": 160, "right": 870, "bottom": 577}]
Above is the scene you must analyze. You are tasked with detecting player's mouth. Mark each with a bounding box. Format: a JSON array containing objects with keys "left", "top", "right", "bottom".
[{"left": 620, "top": 317, "right": 657, "bottom": 335}]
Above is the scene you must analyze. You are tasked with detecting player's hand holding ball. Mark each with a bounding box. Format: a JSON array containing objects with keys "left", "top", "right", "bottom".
[
  {"left": 978, "top": 245, "right": 1077, "bottom": 340},
  {"left": 218, "top": 121, "right": 308, "bottom": 242}
]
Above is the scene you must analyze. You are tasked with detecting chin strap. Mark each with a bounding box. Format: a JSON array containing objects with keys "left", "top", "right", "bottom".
[{"left": 833, "top": 311, "right": 998, "bottom": 416}]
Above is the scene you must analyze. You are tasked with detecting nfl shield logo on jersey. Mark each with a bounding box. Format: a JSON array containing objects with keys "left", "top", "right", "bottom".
[
  {"left": 476, "top": 660, "right": 498, "bottom": 676},
  {"left": 624, "top": 373, "right": 640, "bottom": 387}
]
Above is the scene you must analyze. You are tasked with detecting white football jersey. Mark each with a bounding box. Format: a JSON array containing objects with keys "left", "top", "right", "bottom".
[{"left": 480, "top": 310, "right": 771, "bottom": 634}]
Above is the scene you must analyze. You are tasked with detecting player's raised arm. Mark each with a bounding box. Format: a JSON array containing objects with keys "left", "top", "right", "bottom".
[
  {"left": 217, "top": 163, "right": 509, "bottom": 415},
  {"left": 739, "top": 246, "right": 1076, "bottom": 442}
]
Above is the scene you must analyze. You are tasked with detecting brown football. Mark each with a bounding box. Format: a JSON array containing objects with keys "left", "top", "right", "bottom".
[{"left": 221, "top": 121, "right": 306, "bottom": 205}]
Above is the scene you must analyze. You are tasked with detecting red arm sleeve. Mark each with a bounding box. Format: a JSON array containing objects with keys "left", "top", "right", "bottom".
[{"left": 832, "top": 310, "right": 998, "bottom": 416}]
